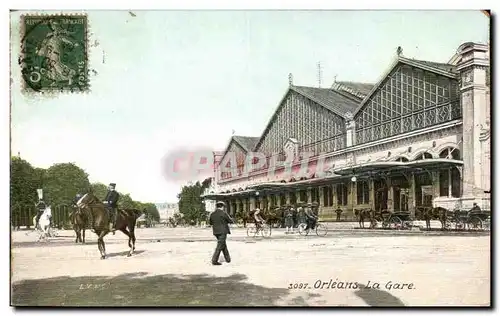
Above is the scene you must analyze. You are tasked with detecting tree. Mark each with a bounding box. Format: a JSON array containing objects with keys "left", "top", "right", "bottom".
[
  {"left": 43, "top": 163, "right": 90, "bottom": 206},
  {"left": 90, "top": 182, "right": 108, "bottom": 201},
  {"left": 10, "top": 157, "right": 39, "bottom": 208},
  {"left": 177, "top": 181, "right": 207, "bottom": 225},
  {"left": 118, "top": 193, "right": 136, "bottom": 209},
  {"left": 142, "top": 203, "right": 160, "bottom": 222}
]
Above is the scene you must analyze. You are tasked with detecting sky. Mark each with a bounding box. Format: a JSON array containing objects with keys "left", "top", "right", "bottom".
[{"left": 10, "top": 10, "right": 489, "bottom": 203}]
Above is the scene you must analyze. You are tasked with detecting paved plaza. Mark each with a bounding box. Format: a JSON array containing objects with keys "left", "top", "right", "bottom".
[{"left": 11, "top": 225, "right": 490, "bottom": 306}]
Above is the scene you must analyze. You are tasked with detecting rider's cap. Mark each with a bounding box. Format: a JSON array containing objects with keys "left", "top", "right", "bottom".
[
  {"left": 109, "top": 183, "right": 116, "bottom": 187},
  {"left": 215, "top": 201, "right": 225, "bottom": 207}
]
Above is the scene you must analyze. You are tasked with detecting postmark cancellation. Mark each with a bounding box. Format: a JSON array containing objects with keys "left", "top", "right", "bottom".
[{"left": 19, "top": 13, "right": 89, "bottom": 93}]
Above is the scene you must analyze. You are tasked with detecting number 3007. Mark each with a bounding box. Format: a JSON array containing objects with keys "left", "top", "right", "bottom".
[{"left": 288, "top": 283, "right": 308, "bottom": 289}]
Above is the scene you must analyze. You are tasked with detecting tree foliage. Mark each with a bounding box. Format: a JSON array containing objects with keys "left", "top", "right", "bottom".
[
  {"left": 90, "top": 182, "right": 108, "bottom": 201},
  {"left": 10, "top": 157, "right": 38, "bottom": 208},
  {"left": 177, "top": 179, "right": 211, "bottom": 225},
  {"left": 10, "top": 156, "right": 162, "bottom": 226},
  {"left": 43, "top": 163, "right": 90, "bottom": 206}
]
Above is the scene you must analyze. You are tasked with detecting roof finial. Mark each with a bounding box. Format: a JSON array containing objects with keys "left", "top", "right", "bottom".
[
  {"left": 334, "top": 74, "right": 337, "bottom": 83},
  {"left": 288, "top": 73, "right": 293, "bottom": 86},
  {"left": 397, "top": 46, "right": 403, "bottom": 56}
]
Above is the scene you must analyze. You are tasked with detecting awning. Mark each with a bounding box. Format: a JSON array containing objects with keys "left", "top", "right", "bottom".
[
  {"left": 201, "top": 189, "right": 257, "bottom": 200},
  {"left": 405, "top": 158, "right": 463, "bottom": 169},
  {"left": 333, "top": 159, "right": 463, "bottom": 177},
  {"left": 332, "top": 161, "right": 406, "bottom": 176}
]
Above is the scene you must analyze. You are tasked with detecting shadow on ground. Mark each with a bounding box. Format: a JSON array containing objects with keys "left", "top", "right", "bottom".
[
  {"left": 354, "top": 283, "right": 405, "bottom": 307},
  {"left": 12, "top": 272, "right": 320, "bottom": 306}
]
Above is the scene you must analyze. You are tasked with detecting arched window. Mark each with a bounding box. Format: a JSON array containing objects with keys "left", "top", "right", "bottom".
[
  {"left": 395, "top": 157, "right": 409, "bottom": 162},
  {"left": 439, "top": 148, "right": 461, "bottom": 160},
  {"left": 415, "top": 152, "right": 433, "bottom": 160}
]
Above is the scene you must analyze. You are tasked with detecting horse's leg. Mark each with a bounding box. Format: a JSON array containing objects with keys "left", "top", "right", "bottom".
[
  {"left": 82, "top": 228, "right": 86, "bottom": 244},
  {"left": 97, "top": 231, "right": 107, "bottom": 259},
  {"left": 118, "top": 228, "right": 133, "bottom": 257}
]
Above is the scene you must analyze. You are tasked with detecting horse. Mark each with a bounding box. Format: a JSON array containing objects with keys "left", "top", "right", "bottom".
[
  {"left": 70, "top": 208, "right": 89, "bottom": 243},
  {"left": 419, "top": 206, "right": 449, "bottom": 230},
  {"left": 263, "top": 207, "right": 283, "bottom": 228},
  {"left": 33, "top": 206, "right": 52, "bottom": 241},
  {"left": 76, "top": 192, "right": 143, "bottom": 259},
  {"left": 357, "top": 209, "right": 374, "bottom": 229}
]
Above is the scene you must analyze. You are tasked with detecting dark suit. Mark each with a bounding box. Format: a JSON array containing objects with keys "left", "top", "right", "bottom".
[
  {"left": 104, "top": 190, "right": 120, "bottom": 208},
  {"left": 209, "top": 208, "right": 234, "bottom": 264}
]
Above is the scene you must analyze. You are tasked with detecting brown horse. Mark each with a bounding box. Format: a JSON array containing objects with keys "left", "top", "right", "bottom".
[
  {"left": 70, "top": 208, "right": 90, "bottom": 243},
  {"left": 357, "top": 209, "right": 374, "bottom": 228},
  {"left": 263, "top": 207, "right": 283, "bottom": 228},
  {"left": 76, "top": 192, "right": 143, "bottom": 259}
]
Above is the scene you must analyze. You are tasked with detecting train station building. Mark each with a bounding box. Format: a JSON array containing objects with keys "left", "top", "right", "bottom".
[{"left": 204, "top": 42, "right": 490, "bottom": 221}]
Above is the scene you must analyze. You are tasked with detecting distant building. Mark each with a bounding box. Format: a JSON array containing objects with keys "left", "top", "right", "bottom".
[{"left": 156, "top": 202, "right": 179, "bottom": 221}]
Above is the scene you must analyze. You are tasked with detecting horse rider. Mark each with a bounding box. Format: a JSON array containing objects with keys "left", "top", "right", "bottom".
[
  {"left": 35, "top": 198, "right": 47, "bottom": 229},
  {"left": 103, "top": 183, "right": 120, "bottom": 232},
  {"left": 304, "top": 202, "right": 319, "bottom": 233}
]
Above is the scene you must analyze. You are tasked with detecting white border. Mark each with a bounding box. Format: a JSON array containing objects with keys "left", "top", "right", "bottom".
[{"left": 3, "top": 1, "right": 496, "bottom": 315}]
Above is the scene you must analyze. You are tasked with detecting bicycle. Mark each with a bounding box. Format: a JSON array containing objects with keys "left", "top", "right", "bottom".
[
  {"left": 246, "top": 222, "right": 272, "bottom": 238},
  {"left": 298, "top": 221, "right": 328, "bottom": 237}
]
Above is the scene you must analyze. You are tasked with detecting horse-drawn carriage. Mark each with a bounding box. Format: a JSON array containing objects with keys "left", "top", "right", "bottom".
[
  {"left": 444, "top": 209, "right": 491, "bottom": 231},
  {"left": 358, "top": 209, "right": 414, "bottom": 230}
]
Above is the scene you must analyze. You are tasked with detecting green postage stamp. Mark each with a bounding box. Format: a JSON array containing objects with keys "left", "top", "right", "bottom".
[{"left": 20, "top": 14, "right": 88, "bottom": 92}]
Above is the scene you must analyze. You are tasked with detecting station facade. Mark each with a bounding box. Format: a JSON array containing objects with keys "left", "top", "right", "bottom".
[{"left": 206, "top": 42, "right": 490, "bottom": 221}]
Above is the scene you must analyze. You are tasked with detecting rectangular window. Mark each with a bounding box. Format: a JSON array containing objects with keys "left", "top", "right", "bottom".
[
  {"left": 270, "top": 195, "right": 276, "bottom": 208},
  {"left": 322, "top": 186, "right": 333, "bottom": 207},
  {"left": 357, "top": 181, "right": 370, "bottom": 204},
  {"left": 439, "top": 170, "right": 449, "bottom": 197},
  {"left": 311, "top": 188, "right": 320, "bottom": 203},
  {"left": 280, "top": 194, "right": 286, "bottom": 206},
  {"left": 299, "top": 190, "right": 308, "bottom": 203},
  {"left": 336, "top": 184, "right": 348, "bottom": 206}
]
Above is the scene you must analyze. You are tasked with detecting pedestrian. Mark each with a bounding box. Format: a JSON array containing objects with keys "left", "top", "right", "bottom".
[
  {"left": 209, "top": 201, "right": 234, "bottom": 266},
  {"left": 284, "top": 205, "right": 294, "bottom": 234},
  {"left": 335, "top": 208, "right": 343, "bottom": 222}
]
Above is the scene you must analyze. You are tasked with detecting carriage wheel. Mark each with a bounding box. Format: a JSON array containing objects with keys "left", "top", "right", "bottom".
[
  {"left": 467, "top": 216, "right": 483, "bottom": 231},
  {"left": 315, "top": 223, "right": 328, "bottom": 237},
  {"left": 454, "top": 220, "right": 466, "bottom": 230},
  {"left": 382, "top": 220, "right": 389, "bottom": 229},
  {"left": 484, "top": 219, "right": 491, "bottom": 231},
  {"left": 246, "top": 226, "right": 257, "bottom": 237},
  {"left": 298, "top": 223, "right": 308, "bottom": 236},
  {"left": 261, "top": 224, "right": 272, "bottom": 238},
  {"left": 389, "top": 217, "right": 403, "bottom": 230}
]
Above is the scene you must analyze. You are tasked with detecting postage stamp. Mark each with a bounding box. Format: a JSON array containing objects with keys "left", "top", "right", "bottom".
[{"left": 19, "top": 14, "right": 88, "bottom": 93}]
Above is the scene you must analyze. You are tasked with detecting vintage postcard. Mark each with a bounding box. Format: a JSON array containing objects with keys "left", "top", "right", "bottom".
[{"left": 9, "top": 10, "right": 491, "bottom": 307}]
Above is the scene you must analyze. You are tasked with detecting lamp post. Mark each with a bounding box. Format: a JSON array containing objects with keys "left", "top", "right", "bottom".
[{"left": 351, "top": 176, "right": 357, "bottom": 220}]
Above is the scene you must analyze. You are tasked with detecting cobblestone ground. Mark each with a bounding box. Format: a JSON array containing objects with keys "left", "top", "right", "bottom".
[{"left": 11, "top": 223, "right": 490, "bottom": 307}]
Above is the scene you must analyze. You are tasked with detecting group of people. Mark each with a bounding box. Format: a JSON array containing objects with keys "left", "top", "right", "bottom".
[
  {"left": 34, "top": 183, "right": 121, "bottom": 232},
  {"left": 250, "top": 202, "right": 320, "bottom": 233},
  {"left": 208, "top": 200, "right": 321, "bottom": 266},
  {"left": 282, "top": 202, "right": 320, "bottom": 234}
]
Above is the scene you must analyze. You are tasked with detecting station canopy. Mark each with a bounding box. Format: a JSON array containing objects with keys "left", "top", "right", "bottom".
[{"left": 201, "top": 158, "right": 463, "bottom": 200}]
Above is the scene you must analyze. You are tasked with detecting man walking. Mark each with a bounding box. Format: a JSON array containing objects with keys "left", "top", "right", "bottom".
[{"left": 209, "top": 201, "right": 234, "bottom": 266}]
